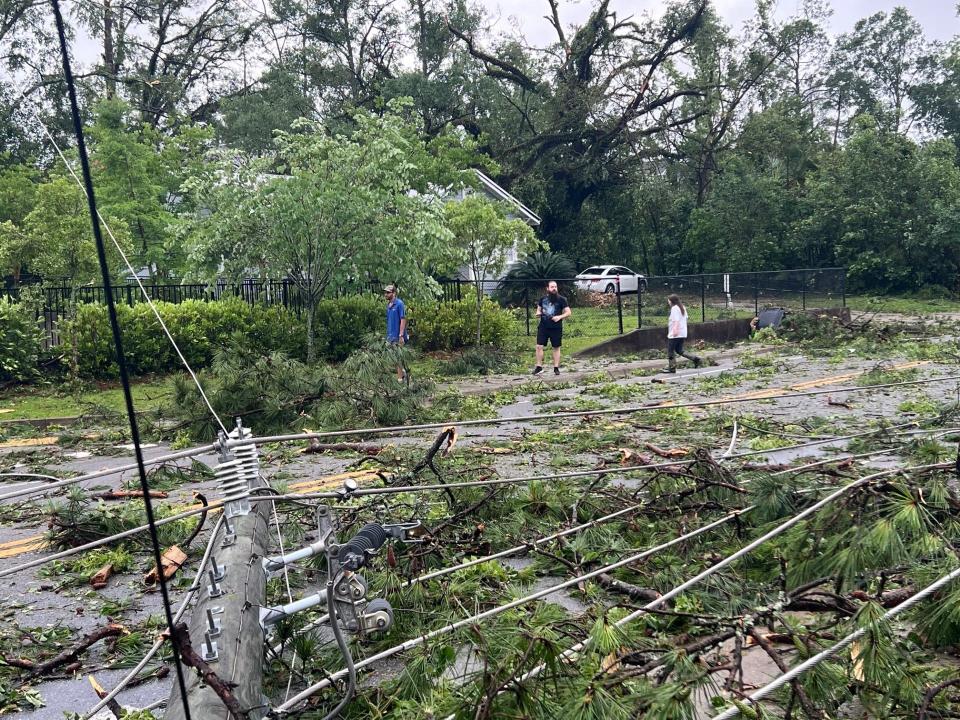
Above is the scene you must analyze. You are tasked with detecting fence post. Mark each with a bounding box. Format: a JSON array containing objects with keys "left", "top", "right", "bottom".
[
  {"left": 801, "top": 269, "right": 807, "bottom": 310},
  {"left": 753, "top": 275, "right": 759, "bottom": 316},
  {"left": 616, "top": 280, "right": 624, "bottom": 335},
  {"left": 637, "top": 285, "right": 642, "bottom": 329},
  {"left": 700, "top": 275, "right": 706, "bottom": 323},
  {"left": 524, "top": 287, "right": 531, "bottom": 337},
  {"left": 841, "top": 270, "right": 846, "bottom": 307}
]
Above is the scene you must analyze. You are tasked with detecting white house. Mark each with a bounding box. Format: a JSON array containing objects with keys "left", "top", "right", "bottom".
[{"left": 454, "top": 169, "right": 541, "bottom": 282}]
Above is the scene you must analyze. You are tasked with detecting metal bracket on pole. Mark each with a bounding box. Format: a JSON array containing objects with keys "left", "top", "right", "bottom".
[
  {"left": 201, "top": 632, "right": 218, "bottom": 663},
  {"left": 263, "top": 538, "right": 327, "bottom": 575}
]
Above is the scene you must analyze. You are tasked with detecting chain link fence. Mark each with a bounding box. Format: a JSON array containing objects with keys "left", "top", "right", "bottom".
[{"left": 451, "top": 267, "right": 846, "bottom": 338}]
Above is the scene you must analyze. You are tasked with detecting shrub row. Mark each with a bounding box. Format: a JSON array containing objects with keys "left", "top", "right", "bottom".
[
  {"left": 0, "top": 293, "right": 516, "bottom": 381},
  {"left": 0, "top": 299, "right": 43, "bottom": 382},
  {"left": 63, "top": 298, "right": 307, "bottom": 378},
  {"left": 410, "top": 297, "right": 514, "bottom": 351}
]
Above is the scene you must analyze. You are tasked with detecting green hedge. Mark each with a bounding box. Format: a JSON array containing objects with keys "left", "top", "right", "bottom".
[
  {"left": 410, "top": 297, "right": 513, "bottom": 351},
  {"left": 0, "top": 299, "right": 43, "bottom": 382},
  {"left": 63, "top": 298, "right": 306, "bottom": 378},
  {"left": 51, "top": 293, "right": 512, "bottom": 379},
  {"left": 313, "top": 295, "right": 383, "bottom": 360}
]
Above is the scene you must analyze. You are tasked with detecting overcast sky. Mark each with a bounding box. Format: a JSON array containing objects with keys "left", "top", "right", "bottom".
[{"left": 478, "top": 0, "right": 958, "bottom": 44}]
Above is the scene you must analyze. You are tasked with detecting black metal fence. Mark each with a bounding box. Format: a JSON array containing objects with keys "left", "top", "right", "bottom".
[{"left": 2, "top": 268, "right": 846, "bottom": 347}]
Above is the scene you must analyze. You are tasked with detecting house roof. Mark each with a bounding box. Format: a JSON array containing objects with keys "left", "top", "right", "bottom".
[{"left": 472, "top": 169, "right": 541, "bottom": 227}]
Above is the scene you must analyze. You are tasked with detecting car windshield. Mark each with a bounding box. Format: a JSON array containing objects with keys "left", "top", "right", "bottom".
[{"left": 581, "top": 267, "right": 605, "bottom": 275}]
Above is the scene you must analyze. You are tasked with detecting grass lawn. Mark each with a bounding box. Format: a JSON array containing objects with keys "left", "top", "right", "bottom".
[
  {"left": 0, "top": 376, "right": 175, "bottom": 421},
  {"left": 844, "top": 295, "right": 960, "bottom": 314}
]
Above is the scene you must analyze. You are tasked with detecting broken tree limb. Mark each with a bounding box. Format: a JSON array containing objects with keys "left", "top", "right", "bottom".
[
  {"left": 93, "top": 489, "right": 169, "bottom": 500},
  {"left": 643, "top": 442, "right": 690, "bottom": 458},
  {"left": 748, "top": 627, "right": 822, "bottom": 719},
  {"left": 412, "top": 427, "right": 459, "bottom": 506},
  {"left": 89, "top": 676, "right": 123, "bottom": 719},
  {"left": 302, "top": 440, "right": 385, "bottom": 455},
  {"left": 169, "top": 623, "right": 249, "bottom": 720},
  {"left": 5, "top": 624, "right": 127, "bottom": 680},
  {"left": 90, "top": 563, "right": 114, "bottom": 589},
  {"left": 597, "top": 574, "right": 661, "bottom": 603}
]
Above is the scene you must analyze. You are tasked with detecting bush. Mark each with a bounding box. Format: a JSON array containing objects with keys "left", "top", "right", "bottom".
[
  {"left": 313, "top": 295, "right": 384, "bottom": 360},
  {"left": 0, "top": 299, "right": 42, "bottom": 382},
  {"left": 63, "top": 298, "right": 306, "bottom": 378},
  {"left": 410, "top": 297, "right": 514, "bottom": 350},
  {"left": 911, "top": 284, "right": 955, "bottom": 301}
]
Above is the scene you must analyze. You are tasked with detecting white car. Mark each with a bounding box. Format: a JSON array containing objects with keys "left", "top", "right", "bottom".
[{"left": 575, "top": 265, "right": 647, "bottom": 294}]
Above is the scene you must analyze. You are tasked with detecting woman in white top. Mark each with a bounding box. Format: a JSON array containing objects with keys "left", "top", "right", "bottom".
[{"left": 666, "top": 294, "right": 702, "bottom": 373}]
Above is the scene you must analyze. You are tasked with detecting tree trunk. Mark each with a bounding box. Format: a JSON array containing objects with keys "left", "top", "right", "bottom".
[
  {"left": 103, "top": 0, "right": 117, "bottom": 98},
  {"left": 475, "top": 282, "right": 483, "bottom": 344},
  {"left": 306, "top": 300, "right": 315, "bottom": 363}
]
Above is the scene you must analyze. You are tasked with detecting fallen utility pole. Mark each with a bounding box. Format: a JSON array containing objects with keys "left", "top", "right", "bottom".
[{"left": 166, "top": 423, "right": 270, "bottom": 720}]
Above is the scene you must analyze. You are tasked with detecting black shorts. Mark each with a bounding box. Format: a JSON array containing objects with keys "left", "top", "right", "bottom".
[{"left": 537, "top": 325, "right": 562, "bottom": 347}]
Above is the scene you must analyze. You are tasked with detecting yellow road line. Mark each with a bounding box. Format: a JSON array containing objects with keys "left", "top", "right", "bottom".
[
  {"left": 0, "top": 537, "right": 47, "bottom": 558},
  {"left": 0, "top": 470, "right": 385, "bottom": 562}
]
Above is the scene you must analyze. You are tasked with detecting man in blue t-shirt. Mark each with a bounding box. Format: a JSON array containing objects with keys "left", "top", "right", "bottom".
[{"left": 385, "top": 284, "right": 408, "bottom": 381}]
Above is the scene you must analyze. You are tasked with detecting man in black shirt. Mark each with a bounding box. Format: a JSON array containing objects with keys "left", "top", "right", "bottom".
[{"left": 533, "top": 280, "right": 571, "bottom": 376}]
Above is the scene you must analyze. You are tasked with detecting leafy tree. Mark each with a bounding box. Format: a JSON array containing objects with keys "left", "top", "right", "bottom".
[
  {"left": 685, "top": 99, "right": 826, "bottom": 272},
  {"left": 217, "top": 65, "right": 316, "bottom": 155},
  {"left": 445, "top": 195, "right": 539, "bottom": 341},
  {"left": 22, "top": 176, "right": 131, "bottom": 287},
  {"left": 187, "top": 101, "right": 460, "bottom": 361},
  {"left": 825, "top": 7, "right": 931, "bottom": 135},
  {"left": 447, "top": 0, "right": 710, "bottom": 257},
  {"left": 912, "top": 39, "right": 960, "bottom": 154},
  {"left": 795, "top": 119, "right": 960, "bottom": 292},
  {"left": 86, "top": 99, "right": 176, "bottom": 278},
  {"left": 0, "top": 159, "right": 37, "bottom": 284}
]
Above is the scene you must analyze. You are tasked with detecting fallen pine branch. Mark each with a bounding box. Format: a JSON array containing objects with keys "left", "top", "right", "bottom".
[
  {"left": 93, "top": 489, "right": 169, "bottom": 500},
  {"left": 597, "top": 574, "right": 661, "bottom": 603},
  {"left": 302, "top": 440, "right": 384, "bottom": 455},
  {"left": 612, "top": 629, "right": 738, "bottom": 680},
  {"left": 5, "top": 624, "right": 127, "bottom": 680},
  {"left": 748, "top": 626, "right": 823, "bottom": 719}
]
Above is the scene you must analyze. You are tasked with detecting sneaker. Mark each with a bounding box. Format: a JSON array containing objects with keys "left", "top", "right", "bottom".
[
  {"left": 553, "top": 367, "right": 560, "bottom": 376},
  {"left": 666, "top": 367, "right": 676, "bottom": 374},
  {"left": 532, "top": 366, "right": 544, "bottom": 376}
]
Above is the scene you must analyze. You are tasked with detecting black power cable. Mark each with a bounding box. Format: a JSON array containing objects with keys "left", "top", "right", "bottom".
[{"left": 48, "top": 2, "right": 193, "bottom": 717}]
